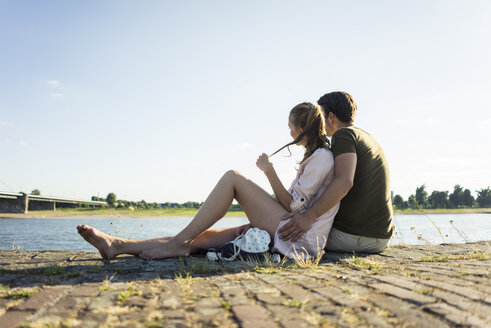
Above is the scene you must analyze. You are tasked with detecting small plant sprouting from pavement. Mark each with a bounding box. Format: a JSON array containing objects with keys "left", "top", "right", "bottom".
[
  {"left": 99, "top": 274, "right": 116, "bottom": 291},
  {"left": 7, "top": 289, "right": 38, "bottom": 299},
  {"left": 421, "top": 255, "right": 449, "bottom": 262},
  {"left": 449, "top": 220, "right": 470, "bottom": 243},
  {"left": 413, "top": 288, "right": 434, "bottom": 295},
  {"left": 44, "top": 265, "right": 65, "bottom": 276},
  {"left": 289, "top": 237, "right": 327, "bottom": 269},
  {"left": 11, "top": 237, "right": 22, "bottom": 251},
  {"left": 174, "top": 272, "right": 196, "bottom": 286},
  {"left": 410, "top": 196, "right": 446, "bottom": 244},
  {"left": 282, "top": 298, "right": 305, "bottom": 308},
  {"left": 118, "top": 284, "right": 142, "bottom": 303},
  {"left": 345, "top": 255, "right": 381, "bottom": 271},
  {"left": 221, "top": 301, "right": 230, "bottom": 310}
]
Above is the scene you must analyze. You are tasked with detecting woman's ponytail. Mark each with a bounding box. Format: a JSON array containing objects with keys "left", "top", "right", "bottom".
[{"left": 270, "top": 102, "right": 329, "bottom": 163}]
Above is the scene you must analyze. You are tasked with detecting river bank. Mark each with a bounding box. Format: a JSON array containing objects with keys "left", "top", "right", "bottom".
[
  {"left": 2, "top": 207, "right": 490, "bottom": 219},
  {"left": 0, "top": 241, "right": 489, "bottom": 327}
]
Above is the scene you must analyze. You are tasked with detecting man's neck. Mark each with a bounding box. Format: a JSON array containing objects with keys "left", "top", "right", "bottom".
[{"left": 334, "top": 122, "right": 354, "bottom": 131}]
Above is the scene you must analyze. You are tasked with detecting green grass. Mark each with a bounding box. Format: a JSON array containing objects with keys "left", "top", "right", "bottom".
[
  {"left": 413, "top": 288, "right": 434, "bottom": 295},
  {"left": 0, "top": 284, "right": 10, "bottom": 291},
  {"left": 43, "top": 265, "right": 65, "bottom": 276},
  {"left": 345, "top": 256, "right": 382, "bottom": 271},
  {"left": 66, "top": 271, "right": 82, "bottom": 278},
  {"left": 283, "top": 298, "right": 305, "bottom": 308},
  {"left": 8, "top": 289, "right": 38, "bottom": 299},
  {"left": 421, "top": 256, "right": 449, "bottom": 262}
]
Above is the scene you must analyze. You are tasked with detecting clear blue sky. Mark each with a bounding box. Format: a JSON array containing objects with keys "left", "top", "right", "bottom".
[{"left": 1, "top": 0, "right": 490, "bottom": 203}]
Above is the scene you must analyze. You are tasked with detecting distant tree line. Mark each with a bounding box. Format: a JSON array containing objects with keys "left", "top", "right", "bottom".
[
  {"left": 392, "top": 185, "right": 491, "bottom": 209},
  {"left": 91, "top": 193, "right": 243, "bottom": 211}
]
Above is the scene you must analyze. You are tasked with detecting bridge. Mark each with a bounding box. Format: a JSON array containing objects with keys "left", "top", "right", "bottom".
[{"left": 0, "top": 191, "right": 107, "bottom": 213}]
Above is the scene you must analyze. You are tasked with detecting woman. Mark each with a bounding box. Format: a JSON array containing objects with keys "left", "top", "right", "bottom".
[{"left": 77, "top": 102, "right": 339, "bottom": 260}]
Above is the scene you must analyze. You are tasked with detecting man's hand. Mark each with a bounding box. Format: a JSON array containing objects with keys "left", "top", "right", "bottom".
[{"left": 278, "top": 212, "right": 314, "bottom": 242}]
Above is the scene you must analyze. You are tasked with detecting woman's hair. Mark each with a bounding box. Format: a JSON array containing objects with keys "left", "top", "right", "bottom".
[{"left": 270, "top": 102, "right": 330, "bottom": 164}]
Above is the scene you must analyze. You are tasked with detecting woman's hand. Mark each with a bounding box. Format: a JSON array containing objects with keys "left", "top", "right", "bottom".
[
  {"left": 235, "top": 223, "right": 252, "bottom": 237},
  {"left": 256, "top": 153, "right": 274, "bottom": 173}
]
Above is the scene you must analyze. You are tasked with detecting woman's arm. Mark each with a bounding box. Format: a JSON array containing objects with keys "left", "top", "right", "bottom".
[{"left": 256, "top": 153, "right": 293, "bottom": 211}]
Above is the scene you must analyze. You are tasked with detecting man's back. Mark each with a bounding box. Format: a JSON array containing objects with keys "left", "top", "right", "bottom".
[{"left": 331, "top": 126, "right": 393, "bottom": 239}]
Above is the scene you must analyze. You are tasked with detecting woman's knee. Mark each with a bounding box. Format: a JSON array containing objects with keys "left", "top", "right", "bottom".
[{"left": 223, "top": 169, "right": 243, "bottom": 181}]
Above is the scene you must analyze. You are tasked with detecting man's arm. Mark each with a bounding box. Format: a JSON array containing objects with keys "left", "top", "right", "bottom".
[{"left": 278, "top": 153, "right": 357, "bottom": 242}]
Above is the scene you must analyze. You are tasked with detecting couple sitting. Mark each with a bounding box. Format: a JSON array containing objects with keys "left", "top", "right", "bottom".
[{"left": 78, "top": 91, "right": 394, "bottom": 260}]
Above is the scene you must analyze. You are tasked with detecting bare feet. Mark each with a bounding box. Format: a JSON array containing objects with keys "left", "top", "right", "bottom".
[
  {"left": 77, "top": 224, "right": 118, "bottom": 260},
  {"left": 139, "top": 237, "right": 190, "bottom": 260}
]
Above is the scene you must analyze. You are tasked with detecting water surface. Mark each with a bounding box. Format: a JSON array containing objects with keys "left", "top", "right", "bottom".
[{"left": 0, "top": 214, "right": 489, "bottom": 251}]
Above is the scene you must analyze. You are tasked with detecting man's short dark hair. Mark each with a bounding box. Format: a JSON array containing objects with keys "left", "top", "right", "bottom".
[{"left": 317, "top": 91, "right": 357, "bottom": 123}]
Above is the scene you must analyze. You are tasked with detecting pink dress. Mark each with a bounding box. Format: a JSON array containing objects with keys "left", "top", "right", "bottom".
[{"left": 273, "top": 148, "right": 340, "bottom": 259}]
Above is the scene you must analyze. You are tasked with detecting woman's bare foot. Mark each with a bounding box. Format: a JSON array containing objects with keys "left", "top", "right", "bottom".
[
  {"left": 139, "top": 237, "right": 190, "bottom": 260},
  {"left": 77, "top": 224, "right": 118, "bottom": 260}
]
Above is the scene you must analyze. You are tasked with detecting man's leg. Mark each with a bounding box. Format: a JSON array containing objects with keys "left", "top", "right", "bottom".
[{"left": 325, "top": 228, "right": 391, "bottom": 253}]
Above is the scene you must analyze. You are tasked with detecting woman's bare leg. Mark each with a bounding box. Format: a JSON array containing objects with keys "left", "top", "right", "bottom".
[
  {"left": 76, "top": 224, "right": 238, "bottom": 260},
  {"left": 139, "top": 170, "right": 289, "bottom": 259}
]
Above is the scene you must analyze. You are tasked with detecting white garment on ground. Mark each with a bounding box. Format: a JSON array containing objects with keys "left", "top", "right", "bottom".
[{"left": 273, "top": 148, "right": 340, "bottom": 259}]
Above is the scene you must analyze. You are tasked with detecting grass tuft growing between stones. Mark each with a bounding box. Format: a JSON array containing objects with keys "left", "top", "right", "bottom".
[
  {"left": 7, "top": 288, "right": 38, "bottom": 299},
  {"left": 282, "top": 298, "right": 305, "bottom": 308},
  {"left": 413, "top": 287, "right": 434, "bottom": 295},
  {"left": 43, "top": 265, "right": 65, "bottom": 276},
  {"left": 0, "top": 283, "right": 10, "bottom": 291},
  {"left": 421, "top": 256, "right": 449, "bottom": 262},
  {"left": 345, "top": 255, "right": 382, "bottom": 271}
]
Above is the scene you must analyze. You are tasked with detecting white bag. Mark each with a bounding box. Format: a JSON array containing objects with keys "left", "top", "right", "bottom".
[{"left": 206, "top": 227, "right": 271, "bottom": 261}]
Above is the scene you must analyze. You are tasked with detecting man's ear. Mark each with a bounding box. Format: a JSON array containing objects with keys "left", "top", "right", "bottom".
[{"left": 299, "top": 127, "right": 304, "bottom": 133}]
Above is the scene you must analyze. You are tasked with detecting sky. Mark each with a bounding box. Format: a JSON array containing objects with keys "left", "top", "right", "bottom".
[{"left": 1, "top": 0, "right": 490, "bottom": 203}]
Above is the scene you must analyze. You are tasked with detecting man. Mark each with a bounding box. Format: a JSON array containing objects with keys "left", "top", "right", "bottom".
[{"left": 278, "top": 91, "right": 393, "bottom": 253}]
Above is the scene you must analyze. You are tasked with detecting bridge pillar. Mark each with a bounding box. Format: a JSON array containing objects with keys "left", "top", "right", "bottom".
[
  {"left": 20, "top": 193, "right": 29, "bottom": 214},
  {"left": 53, "top": 201, "right": 56, "bottom": 211}
]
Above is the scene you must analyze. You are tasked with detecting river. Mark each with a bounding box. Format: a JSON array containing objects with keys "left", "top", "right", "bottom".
[{"left": 0, "top": 214, "right": 489, "bottom": 251}]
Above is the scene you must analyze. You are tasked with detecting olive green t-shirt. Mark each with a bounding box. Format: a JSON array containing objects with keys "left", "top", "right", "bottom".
[{"left": 331, "top": 127, "right": 394, "bottom": 239}]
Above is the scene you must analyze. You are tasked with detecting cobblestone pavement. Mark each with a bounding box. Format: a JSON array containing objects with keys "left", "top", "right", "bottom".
[{"left": 0, "top": 241, "right": 489, "bottom": 327}]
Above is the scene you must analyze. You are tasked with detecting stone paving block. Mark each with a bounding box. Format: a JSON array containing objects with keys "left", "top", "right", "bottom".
[
  {"left": 256, "top": 293, "right": 284, "bottom": 305},
  {"left": 424, "top": 302, "right": 490, "bottom": 327},
  {"left": 0, "top": 310, "right": 32, "bottom": 328},
  {"left": 373, "top": 275, "right": 422, "bottom": 290},
  {"left": 12, "top": 287, "right": 67, "bottom": 312},
  {"left": 161, "top": 309, "right": 187, "bottom": 319},
  {"left": 315, "top": 286, "right": 369, "bottom": 309},
  {"left": 420, "top": 279, "right": 491, "bottom": 303},
  {"left": 232, "top": 304, "right": 278, "bottom": 328},
  {"left": 279, "top": 318, "right": 315, "bottom": 328},
  {"left": 87, "top": 290, "right": 120, "bottom": 311},
  {"left": 369, "top": 294, "right": 450, "bottom": 328},
  {"left": 271, "top": 283, "right": 315, "bottom": 301},
  {"left": 307, "top": 301, "right": 337, "bottom": 316},
  {"left": 358, "top": 311, "right": 393, "bottom": 328},
  {"left": 428, "top": 288, "right": 491, "bottom": 321},
  {"left": 160, "top": 296, "right": 182, "bottom": 309},
  {"left": 369, "top": 283, "right": 435, "bottom": 305},
  {"left": 269, "top": 303, "right": 305, "bottom": 318},
  {"left": 241, "top": 279, "right": 279, "bottom": 294},
  {"left": 70, "top": 283, "right": 100, "bottom": 297}
]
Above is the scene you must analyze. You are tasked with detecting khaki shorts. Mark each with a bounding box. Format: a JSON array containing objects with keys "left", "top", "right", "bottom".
[{"left": 325, "top": 227, "right": 391, "bottom": 253}]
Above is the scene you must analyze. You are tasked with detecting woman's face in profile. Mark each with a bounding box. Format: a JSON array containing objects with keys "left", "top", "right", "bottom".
[{"left": 288, "top": 121, "right": 303, "bottom": 145}]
